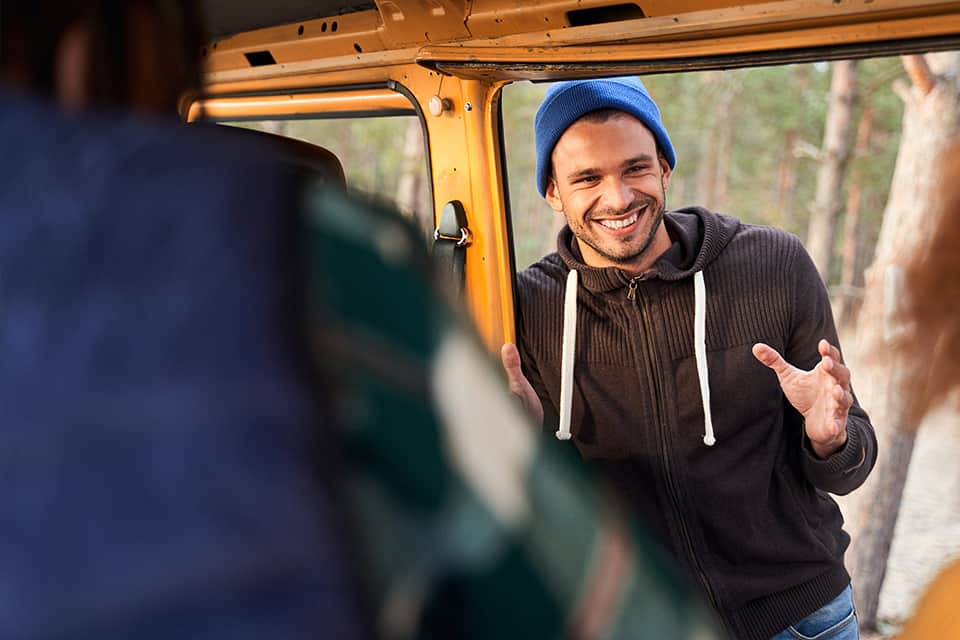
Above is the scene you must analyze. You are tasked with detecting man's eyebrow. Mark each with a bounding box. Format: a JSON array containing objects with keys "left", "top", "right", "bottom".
[
  {"left": 564, "top": 154, "right": 657, "bottom": 181},
  {"left": 622, "top": 154, "right": 655, "bottom": 167},
  {"left": 565, "top": 167, "right": 600, "bottom": 181}
]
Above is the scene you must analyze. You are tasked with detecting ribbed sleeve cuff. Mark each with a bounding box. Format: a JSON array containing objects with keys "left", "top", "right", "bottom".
[{"left": 802, "top": 421, "right": 868, "bottom": 493}]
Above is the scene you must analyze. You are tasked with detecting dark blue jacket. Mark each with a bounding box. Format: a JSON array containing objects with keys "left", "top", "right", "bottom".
[{"left": 0, "top": 94, "right": 364, "bottom": 640}]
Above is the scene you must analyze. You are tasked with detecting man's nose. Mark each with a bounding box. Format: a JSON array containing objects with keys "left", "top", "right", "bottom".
[{"left": 600, "top": 178, "right": 633, "bottom": 212}]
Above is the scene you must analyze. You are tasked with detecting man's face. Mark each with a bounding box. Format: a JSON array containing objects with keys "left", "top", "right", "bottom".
[{"left": 545, "top": 112, "right": 672, "bottom": 273}]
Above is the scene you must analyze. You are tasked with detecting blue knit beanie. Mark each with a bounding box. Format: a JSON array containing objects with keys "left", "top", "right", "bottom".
[{"left": 534, "top": 76, "right": 676, "bottom": 197}]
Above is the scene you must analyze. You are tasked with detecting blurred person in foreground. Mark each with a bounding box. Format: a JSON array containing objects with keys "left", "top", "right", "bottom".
[
  {"left": 0, "top": 2, "right": 366, "bottom": 638},
  {"left": 891, "top": 141, "right": 960, "bottom": 640},
  {"left": 0, "top": 3, "right": 723, "bottom": 639}
]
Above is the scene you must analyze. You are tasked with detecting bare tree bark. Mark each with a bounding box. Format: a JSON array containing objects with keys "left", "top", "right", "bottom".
[
  {"left": 848, "top": 52, "right": 960, "bottom": 630},
  {"left": 696, "top": 72, "right": 740, "bottom": 208},
  {"left": 775, "top": 129, "right": 799, "bottom": 226},
  {"left": 696, "top": 73, "right": 720, "bottom": 205},
  {"left": 835, "top": 106, "right": 874, "bottom": 331},
  {"left": 806, "top": 60, "right": 859, "bottom": 283},
  {"left": 902, "top": 54, "right": 936, "bottom": 96},
  {"left": 713, "top": 80, "right": 738, "bottom": 212},
  {"left": 773, "top": 66, "right": 814, "bottom": 227},
  {"left": 853, "top": 397, "right": 917, "bottom": 629}
]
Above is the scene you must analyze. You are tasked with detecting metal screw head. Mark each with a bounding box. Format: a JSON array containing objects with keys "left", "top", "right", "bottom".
[{"left": 464, "top": 101, "right": 473, "bottom": 112}]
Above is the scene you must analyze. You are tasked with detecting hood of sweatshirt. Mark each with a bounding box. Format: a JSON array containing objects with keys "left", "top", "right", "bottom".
[
  {"left": 548, "top": 206, "right": 741, "bottom": 446},
  {"left": 554, "top": 206, "right": 742, "bottom": 293}
]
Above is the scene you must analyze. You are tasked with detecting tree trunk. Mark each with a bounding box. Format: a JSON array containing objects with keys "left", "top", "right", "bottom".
[
  {"left": 713, "top": 80, "right": 738, "bottom": 212},
  {"left": 848, "top": 52, "right": 960, "bottom": 630},
  {"left": 696, "top": 72, "right": 740, "bottom": 208},
  {"left": 852, "top": 411, "right": 916, "bottom": 629},
  {"left": 834, "top": 106, "right": 874, "bottom": 331},
  {"left": 695, "top": 73, "right": 720, "bottom": 205},
  {"left": 775, "top": 129, "right": 799, "bottom": 227},
  {"left": 806, "top": 60, "right": 859, "bottom": 283}
]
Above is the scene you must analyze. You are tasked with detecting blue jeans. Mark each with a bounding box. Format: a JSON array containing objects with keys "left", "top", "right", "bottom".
[{"left": 770, "top": 584, "right": 859, "bottom": 640}]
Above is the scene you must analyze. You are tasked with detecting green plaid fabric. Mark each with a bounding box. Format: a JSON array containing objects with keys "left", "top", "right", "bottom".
[{"left": 301, "top": 184, "right": 723, "bottom": 640}]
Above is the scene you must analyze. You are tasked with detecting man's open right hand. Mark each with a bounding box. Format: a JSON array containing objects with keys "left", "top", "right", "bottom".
[{"left": 500, "top": 343, "right": 544, "bottom": 425}]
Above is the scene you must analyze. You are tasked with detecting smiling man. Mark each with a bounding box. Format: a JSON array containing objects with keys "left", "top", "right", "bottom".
[{"left": 501, "top": 77, "right": 878, "bottom": 640}]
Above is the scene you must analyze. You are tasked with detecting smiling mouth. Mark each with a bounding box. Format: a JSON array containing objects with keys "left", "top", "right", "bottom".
[{"left": 596, "top": 209, "right": 640, "bottom": 230}]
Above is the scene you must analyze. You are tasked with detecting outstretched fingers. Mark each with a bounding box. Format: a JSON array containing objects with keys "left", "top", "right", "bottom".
[
  {"left": 819, "top": 340, "right": 851, "bottom": 389},
  {"left": 752, "top": 343, "right": 797, "bottom": 381},
  {"left": 818, "top": 339, "right": 841, "bottom": 360},
  {"left": 832, "top": 383, "right": 854, "bottom": 416}
]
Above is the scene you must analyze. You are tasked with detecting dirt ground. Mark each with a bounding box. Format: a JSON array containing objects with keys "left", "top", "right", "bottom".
[{"left": 837, "top": 406, "right": 960, "bottom": 638}]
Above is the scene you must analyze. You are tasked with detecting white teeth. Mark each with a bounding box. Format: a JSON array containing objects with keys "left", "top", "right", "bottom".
[{"left": 598, "top": 212, "right": 639, "bottom": 230}]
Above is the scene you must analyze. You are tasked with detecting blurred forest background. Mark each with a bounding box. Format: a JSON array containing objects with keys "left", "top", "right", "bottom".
[
  {"left": 504, "top": 59, "right": 901, "bottom": 279},
  {"left": 234, "top": 52, "right": 960, "bottom": 636}
]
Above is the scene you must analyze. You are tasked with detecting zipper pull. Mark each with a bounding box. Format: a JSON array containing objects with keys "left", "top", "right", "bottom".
[{"left": 627, "top": 277, "right": 639, "bottom": 301}]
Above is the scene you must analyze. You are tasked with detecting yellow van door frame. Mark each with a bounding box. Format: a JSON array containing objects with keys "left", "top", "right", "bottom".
[{"left": 189, "top": 66, "right": 516, "bottom": 352}]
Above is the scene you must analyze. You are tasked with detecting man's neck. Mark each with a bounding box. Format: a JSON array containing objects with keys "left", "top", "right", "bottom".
[{"left": 575, "top": 225, "right": 673, "bottom": 276}]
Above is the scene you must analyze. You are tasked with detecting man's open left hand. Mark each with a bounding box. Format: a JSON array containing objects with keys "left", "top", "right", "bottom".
[{"left": 752, "top": 339, "right": 852, "bottom": 459}]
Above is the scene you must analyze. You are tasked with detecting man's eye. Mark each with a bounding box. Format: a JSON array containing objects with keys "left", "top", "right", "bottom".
[
  {"left": 576, "top": 175, "right": 600, "bottom": 184},
  {"left": 626, "top": 165, "right": 648, "bottom": 174}
]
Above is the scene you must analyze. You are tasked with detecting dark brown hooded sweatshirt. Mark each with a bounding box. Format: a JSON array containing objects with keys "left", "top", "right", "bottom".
[{"left": 515, "top": 207, "right": 877, "bottom": 640}]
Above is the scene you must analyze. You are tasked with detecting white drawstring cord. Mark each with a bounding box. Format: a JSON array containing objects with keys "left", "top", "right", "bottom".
[
  {"left": 557, "top": 269, "right": 578, "bottom": 440},
  {"left": 556, "top": 268, "right": 713, "bottom": 446},
  {"left": 694, "top": 271, "right": 716, "bottom": 446}
]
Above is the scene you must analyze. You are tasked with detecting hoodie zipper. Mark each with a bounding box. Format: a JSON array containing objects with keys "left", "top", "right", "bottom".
[{"left": 629, "top": 277, "right": 722, "bottom": 615}]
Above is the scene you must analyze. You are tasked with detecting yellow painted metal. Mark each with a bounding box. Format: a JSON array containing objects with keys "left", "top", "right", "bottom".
[
  {"left": 205, "top": 0, "right": 960, "bottom": 82},
  {"left": 465, "top": 0, "right": 774, "bottom": 37},
  {"left": 374, "top": 0, "right": 471, "bottom": 47},
  {"left": 397, "top": 73, "right": 516, "bottom": 349},
  {"left": 187, "top": 90, "right": 411, "bottom": 121},
  {"left": 191, "top": 64, "right": 516, "bottom": 351},
  {"left": 204, "top": 0, "right": 470, "bottom": 75},
  {"left": 461, "top": 0, "right": 960, "bottom": 49},
  {"left": 431, "top": 79, "right": 516, "bottom": 349},
  {"left": 419, "top": 14, "right": 960, "bottom": 77},
  {"left": 465, "top": 0, "right": 636, "bottom": 38},
  {"left": 205, "top": 10, "right": 387, "bottom": 73},
  {"left": 204, "top": 50, "right": 420, "bottom": 91}
]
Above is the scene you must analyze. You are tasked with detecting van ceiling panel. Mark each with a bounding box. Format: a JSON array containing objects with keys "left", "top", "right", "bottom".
[{"left": 203, "top": 0, "right": 377, "bottom": 39}]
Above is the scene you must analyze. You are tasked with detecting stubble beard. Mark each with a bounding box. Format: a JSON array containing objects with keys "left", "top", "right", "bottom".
[{"left": 574, "top": 197, "right": 666, "bottom": 267}]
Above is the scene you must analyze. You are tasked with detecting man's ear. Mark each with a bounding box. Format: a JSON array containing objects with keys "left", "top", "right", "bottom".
[
  {"left": 545, "top": 177, "right": 565, "bottom": 213},
  {"left": 658, "top": 152, "right": 672, "bottom": 191}
]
